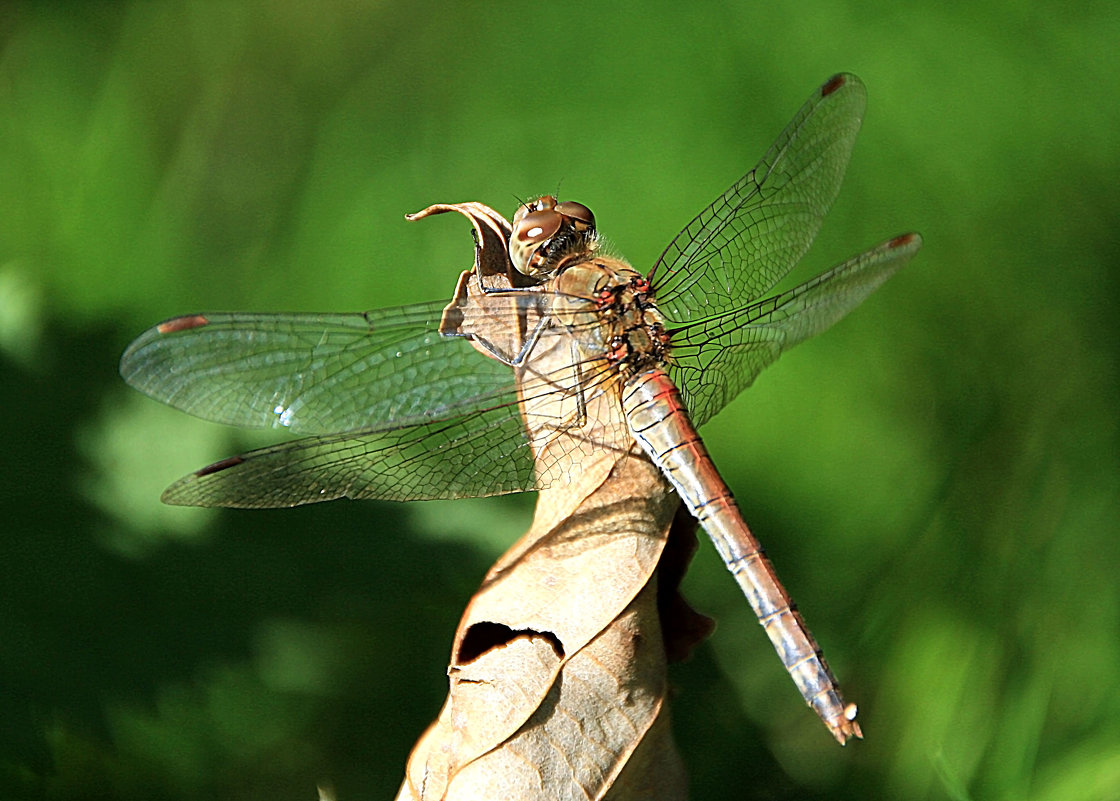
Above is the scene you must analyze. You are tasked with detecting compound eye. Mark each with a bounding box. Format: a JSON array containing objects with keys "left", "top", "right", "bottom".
[
  {"left": 555, "top": 200, "right": 595, "bottom": 231},
  {"left": 510, "top": 203, "right": 564, "bottom": 276},
  {"left": 514, "top": 209, "right": 563, "bottom": 245},
  {"left": 512, "top": 195, "right": 556, "bottom": 227}
]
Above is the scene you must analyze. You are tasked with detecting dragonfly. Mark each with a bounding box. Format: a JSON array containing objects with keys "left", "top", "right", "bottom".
[{"left": 120, "top": 73, "right": 920, "bottom": 744}]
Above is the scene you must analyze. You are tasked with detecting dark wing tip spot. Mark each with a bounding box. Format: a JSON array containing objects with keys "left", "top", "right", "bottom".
[
  {"left": 889, "top": 232, "right": 921, "bottom": 249},
  {"left": 821, "top": 74, "right": 847, "bottom": 97},
  {"left": 157, "top": 314, "right": 210, "bottom": 334},
  {"left": 194, "top": 455, "right": 246, "bottom": 478}
]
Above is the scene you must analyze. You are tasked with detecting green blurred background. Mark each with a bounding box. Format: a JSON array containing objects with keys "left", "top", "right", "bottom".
[{"left": 2, "top": 2, "right": 1117, "bottom": 799}]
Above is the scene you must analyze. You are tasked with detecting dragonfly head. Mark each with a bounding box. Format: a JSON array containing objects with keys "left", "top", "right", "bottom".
[{"left": 510, "top": 196, "right": 597, "bottom": 278}]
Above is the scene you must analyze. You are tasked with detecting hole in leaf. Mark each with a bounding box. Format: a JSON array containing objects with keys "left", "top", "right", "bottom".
[{"left": 457, "top": 621, "right": 564, "bottom": 663}]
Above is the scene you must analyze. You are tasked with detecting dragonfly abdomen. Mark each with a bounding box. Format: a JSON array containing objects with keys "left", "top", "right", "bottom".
[{"left": 621, "top": 368, "right": 861, "bottom": 744}]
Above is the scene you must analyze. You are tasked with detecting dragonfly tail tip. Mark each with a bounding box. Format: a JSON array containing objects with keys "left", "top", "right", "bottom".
[{"left": 829, "top": 704, "right": 863, "bottom": 745}]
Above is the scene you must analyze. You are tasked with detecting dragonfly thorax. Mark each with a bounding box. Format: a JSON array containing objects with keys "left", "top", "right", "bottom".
[{"left": 551, "top": 258, "right": 670, "bottom": 377}]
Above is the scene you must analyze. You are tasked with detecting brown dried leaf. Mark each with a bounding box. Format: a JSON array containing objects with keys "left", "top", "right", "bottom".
[
  {"left": 397, "top": 450, "right": 681, "bottom": 800},
  {"left": 397, "top": 569, "right": 687, "bottom": 801}
]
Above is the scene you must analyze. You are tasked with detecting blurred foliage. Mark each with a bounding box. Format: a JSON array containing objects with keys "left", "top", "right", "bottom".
[{"left": 1, "top": 1, "right": 1118, "bottom": 799}]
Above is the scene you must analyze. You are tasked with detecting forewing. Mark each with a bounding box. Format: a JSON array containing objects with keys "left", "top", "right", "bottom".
[
  {"left": 668, "top": 233, "right": 922, "bottom": 428},
  {"left": 650, "top": 73, "right": 867, "bottom": 321},
  {"left": 120, "top": 301, "right": 523, "bottom": 435}
]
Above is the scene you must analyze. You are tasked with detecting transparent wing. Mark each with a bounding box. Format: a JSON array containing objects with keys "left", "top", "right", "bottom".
[
  {"left": 157, "top": 341, "right": 637, "bottom": 508},
  {"left": 649, "top": 73, "right": 867, "bottom": 321},
  {"left": 120, "top": 301, "right": 526, "bottom": 435},
  {"left": 160, "top": 400, "right": 538, "bottom": 507},
  {"left": 667, "top": 234, "right": 922, "bottom": 428},
  {"left": 120, "top": 293, "right": 627, "bottom": 508}
]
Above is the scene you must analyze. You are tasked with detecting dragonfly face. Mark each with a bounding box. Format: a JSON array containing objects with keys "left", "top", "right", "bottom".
[{"left": 509, "top": 196, "right": 597, "bottom": 278}]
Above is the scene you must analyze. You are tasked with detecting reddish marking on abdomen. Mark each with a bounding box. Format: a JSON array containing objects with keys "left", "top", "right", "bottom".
[{"left": 158, "top": 314, "right": 210, "bottom": 334}]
